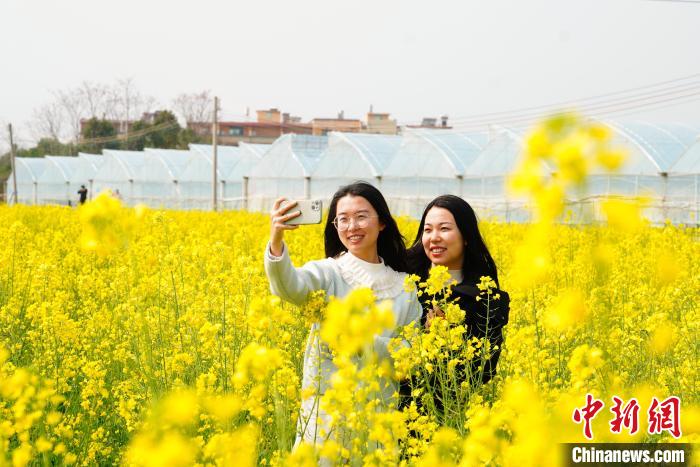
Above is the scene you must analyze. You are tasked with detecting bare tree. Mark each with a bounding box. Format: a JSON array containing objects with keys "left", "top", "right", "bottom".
[
  {"left": 0, "top": 118, "right": 9, "bottom": 155},
  {"left": 80, "top": 81, "right": 111, "bottom": 119},
  {"left": 172, "top": 90, "right": 213, "bottom": 124},
  {"left": 53, "top": 87, "right": 86, "bottom": 142},
  {"left": 29, "top": 102, "right": 66, "bottom": 141},
  {"left": 27, "top": 78, "right": 158, "bottom": 144},
  {"left": 112, "top": 78, "right": 158, "bottom": 128}
]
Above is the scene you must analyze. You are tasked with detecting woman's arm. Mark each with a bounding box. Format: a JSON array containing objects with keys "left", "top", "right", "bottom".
[
  {"left": 264, "top": 241, "right": 331, "bottom": 307},
  {"left": 264, "top": 196, "right": 330, "bottom": 306},
  {"left": 269, "top": 197, "right": 300, "bottom": 256}
]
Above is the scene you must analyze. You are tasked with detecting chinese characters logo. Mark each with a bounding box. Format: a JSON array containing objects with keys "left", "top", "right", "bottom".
[{"left": 572, "top": 394, "right": 681, "bottom": 439}]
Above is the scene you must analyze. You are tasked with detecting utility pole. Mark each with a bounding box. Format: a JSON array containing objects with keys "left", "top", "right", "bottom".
[
  {"left": 8, "top": 124, "right": 18, "bottom": 204},
  {"left": 212, "top": 96, "right": 219, "bottom": 211},
  {"left": 123, "top": 82, "right": 130, "bottom": 150}
]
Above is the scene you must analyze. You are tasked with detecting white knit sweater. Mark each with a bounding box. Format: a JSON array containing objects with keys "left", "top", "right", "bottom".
[{"left": 264, "top": 242, "right": 421, "bottom": 445}]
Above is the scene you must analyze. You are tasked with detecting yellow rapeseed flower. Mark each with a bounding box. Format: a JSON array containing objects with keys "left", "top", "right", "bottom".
[
  {"left": 601, "top": 197, "right": 646, "bottom": 231},
  {"left": 320, "top": 288, "right": 394, "bottom": 357}
]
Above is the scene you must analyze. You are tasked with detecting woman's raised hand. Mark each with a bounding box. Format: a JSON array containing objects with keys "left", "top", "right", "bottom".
[{"left": 269, "top": 197, "right": 301, "bottom": 256}]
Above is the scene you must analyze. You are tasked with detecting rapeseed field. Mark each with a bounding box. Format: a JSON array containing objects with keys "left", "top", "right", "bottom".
[{"left": 0, "top": 115, "right": 697, "bottom": 466}]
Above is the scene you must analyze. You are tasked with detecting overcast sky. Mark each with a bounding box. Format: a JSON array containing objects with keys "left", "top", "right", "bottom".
[{"left": 1, "top": 0, "right": 699, "bottom": 150}]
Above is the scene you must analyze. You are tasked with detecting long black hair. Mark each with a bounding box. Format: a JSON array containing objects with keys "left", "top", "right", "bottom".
[
  {"left": 407, "top": 195, "right": 499, "bottom": 286},
  {"left": 324, "top": 182, "right": 408, "bottom": 273}
]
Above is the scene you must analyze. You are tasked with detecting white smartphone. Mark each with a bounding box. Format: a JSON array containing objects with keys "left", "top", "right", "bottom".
[{"left": 282, "top": 199, "right": 323, "bottom": 225}]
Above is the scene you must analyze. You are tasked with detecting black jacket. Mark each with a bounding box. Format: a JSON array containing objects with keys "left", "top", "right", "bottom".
[
  {"left": 399, "top": 280, "right": 510, "bottom": 409},
  {"left": 438, "top": 282, "right": 510, "bottom": 385}
]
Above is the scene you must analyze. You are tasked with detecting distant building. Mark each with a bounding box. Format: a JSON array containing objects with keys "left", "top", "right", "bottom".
[
  {"left": 311, "top": 111, "right": 363, "bottom": 136},
  {"left": 363, "top": 112, "right": 398, "bottom": 135},
  {"left": 188, "top": 108, "right": 312, "bottom": 145},
  {"left": 406, "top": 115, "right": 452, "bottom": 130},
  {"left": 184, "top": 107, "right": 401, "bottom": 143}
]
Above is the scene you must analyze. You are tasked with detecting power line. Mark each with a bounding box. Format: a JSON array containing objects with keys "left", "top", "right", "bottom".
[
  {"left": 586, "top": 95, "right": 700, "bottom": 123},
  {"left": 78, "top": 120, "right": 180, "bottom": 145},
  {"left": 441, "top": 87, "right": 700, "bottom": 132},
  {"left": 447, "top": 73, "right": 700, "bottom": 124}
]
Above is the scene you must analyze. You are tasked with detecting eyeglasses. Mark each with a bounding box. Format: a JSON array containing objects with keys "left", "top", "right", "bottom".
[{"left": 332, "top": 213, "right": 378, "bottom": 231}]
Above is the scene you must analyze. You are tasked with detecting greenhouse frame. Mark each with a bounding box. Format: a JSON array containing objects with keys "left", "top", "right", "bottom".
[
  {"left": 72, "top": 153, "right": 105, "bottom": 201},
  {"left": 246, "top": 134, "right": 328, "bottom": 211},
  {"left": 310, "top": 132, "right": 401, "bottom": 200},
  {"left": 92, "top": 150, "right": 147, "bottom": 201},
  {"left": 4, "top": 120, "right": 700, "bottom": 224},
  {"left": 35, "top": 156, "right": 95, "bottom": 206},
  {"left": 382, "top": 129, "right": 487, "bottom": 217},
  {"left": 178, "top": 144, "right": 240, "bottom": 210},
  {"left": 666, "top": 135, "right": 700, "bottom": 224},
  {"left": 133, "top": 148, "right": 191, "bottom": 208},
  {"left": 460, "top": 127, "right": 536, "bottom": 221},
  {"left": 8, "top": 157, "right": 47, "bottom": 205}
]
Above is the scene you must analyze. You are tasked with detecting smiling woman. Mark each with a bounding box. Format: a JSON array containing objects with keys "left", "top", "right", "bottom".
[
  {"left": 263, "top": 182, "right": 422, "bottom": 448},
  {"left": 400, "top": 195, "right": 510, "bottom": 412}
]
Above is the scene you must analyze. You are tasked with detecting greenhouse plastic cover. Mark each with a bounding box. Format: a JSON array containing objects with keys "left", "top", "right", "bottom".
[
  {"left": 247, "top": 135, "right": 328, "bottom": 210},
  {"left": 599, "top": 121, "right": 700, "bottom": 174},
  {"left": 14, "top": 157, "right": 47, "bottom": 182},
  {"left": 317, "top": 132, "right": 402, "bottom": 176},
  {"left": 249, "top": 134, "right": 328, "bottom": 179},
  {"left": 36, "top": 156, "right": 94, "bottom": 204},
  {"left": 384, "top": 129, "right": 487, "bottom": 178},
  {"left": 238, "top": 142, "right": 269, "bottom": 159},
  {"left": 310, "top": 132, "right": 401, "bottom": 198},
  {"left": 6, "top": 121, "right": 700, "bottom": 224},
  {"left": 465, "top": 127, "right": 529, "bottom": 177},
  {"left": 143, "top": 148, "right": 190, "bottom": 180},
  {"left": 187, "top": 144, "right": 240, "bottom": 180},
  {"left": 669, "top": 138, "right": 700, "bottom": 174},
  {"left": 9, "top": 157, "right": 48, "bottom": 204}
]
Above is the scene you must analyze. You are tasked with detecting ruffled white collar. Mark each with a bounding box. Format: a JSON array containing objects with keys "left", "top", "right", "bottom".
[{"left": 333, "top": 251, "right": 406, "bottom": 299}]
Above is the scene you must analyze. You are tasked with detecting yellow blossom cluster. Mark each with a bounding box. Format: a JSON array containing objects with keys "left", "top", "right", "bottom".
[
  {"left": 320, "top": 288, "right": 395, "bottom": 357},
  {"left": 0, "top": 114, "right": 698, "bottom": 464}
]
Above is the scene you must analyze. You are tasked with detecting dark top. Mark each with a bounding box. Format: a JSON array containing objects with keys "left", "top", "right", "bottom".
[
  {"left": 78, "top": 187, "right": 88, "bottom": 204},
  {"left": 440, "top": 282, "right": 510, "bottom": 384},
  {"left": 399, "top": 279, "right": 510, "bottom": 410}
]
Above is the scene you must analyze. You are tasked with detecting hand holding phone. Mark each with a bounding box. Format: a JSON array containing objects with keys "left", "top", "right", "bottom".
[
  {"left": 269, "top": 198, "right": 323, "bottom": 256},
  {"left": 281, "top": 199, "right": 322, "bottom": 225}
]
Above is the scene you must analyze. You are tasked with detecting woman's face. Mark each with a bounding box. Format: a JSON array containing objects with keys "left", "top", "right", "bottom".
[
  {"left": 421, "top": 206, "right": 465, "bottom": 271},
  {"left": 335, "top": 195, "right": 385, "bottom": 262}
]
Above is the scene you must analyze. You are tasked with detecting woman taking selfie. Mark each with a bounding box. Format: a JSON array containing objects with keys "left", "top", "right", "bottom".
[
  {"left": 264, "top": 182, "right": 421, "bottom": 446},
  {"left": 403, "top": 195, "right": 510, "bottom": 409}
]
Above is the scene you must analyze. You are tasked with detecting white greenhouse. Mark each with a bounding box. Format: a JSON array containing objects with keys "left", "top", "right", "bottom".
[
  {"left": 93, "top": 150, "right": 147, "bottom": 203},
  {"left": 460, "top": 127, "right": 535, "bottom": 221},
  {"left": 4, "top": 122, "right": 700, "bottom": 225},
  {"left": 667, "top": 136, "right": 700, "bottom": 224},
  {"left": 382, "top": 129, "right": 487, "bottom": 217},
  {"left": 137, "top": 148, "right": 191, "bottom": 208},
  {"left": 238, "top": 142, "right": 269, "bottom": 160},
  {"left": 179, "top": 144, "right": 240, "bottom": 210},
  {"left": 8, "top": 157, "right": 47, "bottom": 205},
  {"left": 310, "top": 132, "right": 401, "bottom": 200},
  {"left": 36, "top": 156, "right": 96, "bottom": 206},
  {"left": 247, "top": 134, "right": 328, "bottom": 211},
  {"left": 221, "top": 143, "right": 267, "bottom": 210},
  {"left": 73, "top": 153, "right": 105, "bottom": 201},
  {"left": 585, "top": 121, "right": 698, "bottom": 198}
]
